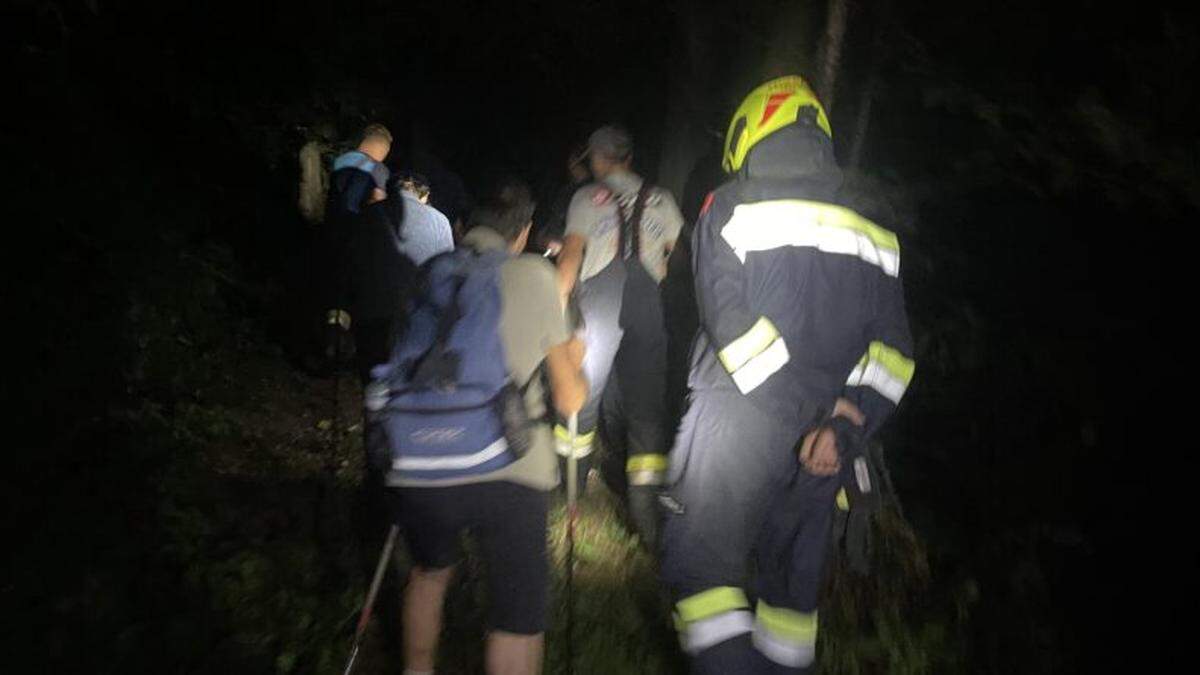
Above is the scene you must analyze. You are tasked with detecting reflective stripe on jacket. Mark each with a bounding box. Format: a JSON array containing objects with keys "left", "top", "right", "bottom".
[{"left": 688, "top": 178, "right": 915, "bottom": 435}]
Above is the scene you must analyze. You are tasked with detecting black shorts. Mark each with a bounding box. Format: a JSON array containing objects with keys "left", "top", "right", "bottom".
[{"left": 392, "top": 481, "right": 549, "bottom": 635}]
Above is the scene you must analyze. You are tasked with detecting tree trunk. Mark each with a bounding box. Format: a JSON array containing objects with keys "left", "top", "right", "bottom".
[
  {"left": 816, "top": 0, "right": 850, "bottom": 111},
  {"left": 657, "top": 2, "right": 712, "bottom": 202},
  {"left": 848, "top": 0, "right": 893, "bottom": 169}
]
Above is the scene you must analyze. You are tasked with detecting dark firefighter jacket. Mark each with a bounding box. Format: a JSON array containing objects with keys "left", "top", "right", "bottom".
[{"left": 688, "top": 173, "right": 915, "bottom": 438}]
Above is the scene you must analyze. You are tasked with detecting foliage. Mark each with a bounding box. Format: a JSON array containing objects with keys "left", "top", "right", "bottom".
[{"left": 819, "top": 507, "right": 973, "bottom": 674}]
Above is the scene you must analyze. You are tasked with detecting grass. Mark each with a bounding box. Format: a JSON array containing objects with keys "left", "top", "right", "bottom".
[
  {"left": 352, "top": 472, "right": 687, "bottom": 674},
  {"left": 152, "top": 350, "right": 964, "bottom": 674}
]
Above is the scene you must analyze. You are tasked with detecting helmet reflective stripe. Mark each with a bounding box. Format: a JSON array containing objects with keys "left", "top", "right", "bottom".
[{"left": 723, "top": 75, "right": 832, "bottom": 174}]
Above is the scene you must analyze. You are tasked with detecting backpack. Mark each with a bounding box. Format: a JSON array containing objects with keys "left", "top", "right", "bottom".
[
  {"left": 365, "top": 248, "right": 533, "bottom": 483},
  {"left": 297, "top": 140, "right": 330, "bottom": 225}
]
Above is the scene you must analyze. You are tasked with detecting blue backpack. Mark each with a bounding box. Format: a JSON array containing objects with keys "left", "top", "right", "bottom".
[{"left": 366, "top": 248, "right": 532, "bottom": 482}]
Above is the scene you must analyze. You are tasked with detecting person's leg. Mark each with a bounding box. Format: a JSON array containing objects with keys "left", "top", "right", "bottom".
[
  {"left": 393, "top": 486, "right": 466, "bottom": 673},
  {"left": 475, "top": 482, "right": 550, "bottom": 675},
  {"left": 600, "top": 371, "right": 663, "bottom": 548},
  {"left": 597, "top": 372, "right": 630, "bottom": 496},
  {"left": 751, "top": 467, "right": 840, "bottom": 673},
  {"left": 555, "top": 264, "right": 626, "bottom": 492},
  {"left": 660, "top": 393, "right": 795, "bottom": 673},
  {"left": 402, "top": 565, "right": 456, "bottom": 671},
  {"left": 485, "top": 632, "right": 544, "bottom": 675},
  {"left": 613, "top": 262, "right": 671, "bottom": 547},
  {"left": 613, "top": 352, "right": 669, "bottom": 549}
]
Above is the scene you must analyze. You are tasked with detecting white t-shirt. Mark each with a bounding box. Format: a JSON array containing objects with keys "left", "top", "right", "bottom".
[{"left": 565, "top": 170, "right": 684, "bottom": 284}]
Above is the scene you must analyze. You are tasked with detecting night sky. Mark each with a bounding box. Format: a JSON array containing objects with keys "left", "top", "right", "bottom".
[{"left": 6, "top": 0, "right": 1194, "bottom": 672}]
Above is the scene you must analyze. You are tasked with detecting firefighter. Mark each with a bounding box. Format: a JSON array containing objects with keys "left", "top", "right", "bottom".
[{"left": 659, "top": 76, "right": 916, "bottom": 673}]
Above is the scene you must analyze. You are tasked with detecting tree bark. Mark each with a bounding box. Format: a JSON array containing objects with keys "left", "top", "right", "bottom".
[
  {"left": 816, "top": 0, "right": 850, "bottom": 111},
  {"left": 657, "top": 2, "right": 712, "bottom": 202},
  {"left": 848, "top": 0, "right": 893, "bottom": 169}
]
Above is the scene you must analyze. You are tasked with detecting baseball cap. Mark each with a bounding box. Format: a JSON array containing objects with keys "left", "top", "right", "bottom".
[{"left": 585, "top": 125, "right": 633, "bottom": 161}]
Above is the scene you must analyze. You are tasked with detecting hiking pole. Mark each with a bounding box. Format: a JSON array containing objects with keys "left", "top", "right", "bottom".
[
  {"left": 564, "top": 412, "right": 579, "bottom": 674},
  {"left": 342, "top": 524, "right": 400, "bottom": 675}
]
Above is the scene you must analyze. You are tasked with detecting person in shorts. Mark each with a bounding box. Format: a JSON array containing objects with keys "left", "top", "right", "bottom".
[{"left": 390, "top": 178, "right": 587, "bottom": 675}]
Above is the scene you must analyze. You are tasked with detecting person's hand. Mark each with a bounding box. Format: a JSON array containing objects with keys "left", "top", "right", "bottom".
[
  {"left": 832, "top": 397, "right": 865, "bottom": 426},
  {"left": 799, "top": 426, "right": 841, "bottom": 476},
  {"left": 798, "top": 398, "right": 866, "bottom": 475},
  {"left": 565, "top": 335, "right": 586, "bottom": 370}
]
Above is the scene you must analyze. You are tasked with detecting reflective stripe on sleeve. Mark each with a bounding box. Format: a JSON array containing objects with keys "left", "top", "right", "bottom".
[
  {"left": 753, "top": 600, "right": 818, "bottom": 668},
  {"left": 845, "top": 340, "right": 915, "bottom": 404},
  {"left": 721, "top": 200, "right": 900, "bottom": 277},
  {"left": 626, "top": 453, "right": 669, "bottom": 486},
  {"left": 729, "top": 336, "right": 790, "bottom": 394},
  {"left": 718, "top": 317, "right": 790, "bottom": 394},
  {"left": 718, "top": 316, "right": 780, "bottom": 373}
]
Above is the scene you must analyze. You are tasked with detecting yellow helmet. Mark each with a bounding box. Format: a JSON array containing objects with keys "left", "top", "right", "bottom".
[{"left": 722, "top": 75, "right": 832, "bottom": 174}]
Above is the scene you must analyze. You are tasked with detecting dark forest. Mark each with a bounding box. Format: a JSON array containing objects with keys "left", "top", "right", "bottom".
[{"left": 4, "top": 0, "right": 1193, "bottom": 673}]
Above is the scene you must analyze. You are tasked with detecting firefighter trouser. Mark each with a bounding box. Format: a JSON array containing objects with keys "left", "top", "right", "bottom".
[
  {"left": 556, "top": 256, "right": 669, "bottom": 540},
  {"left": 661, "top": 391, "right": 837, "bottom": 674}
]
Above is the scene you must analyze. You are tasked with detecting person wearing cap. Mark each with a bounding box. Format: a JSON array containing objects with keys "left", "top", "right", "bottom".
[
  {"left": 554, "top": 125, "right": 684, "bottom": 547},
  {"left": 660, "top": 76, "right": 914, "bottom": 673}
]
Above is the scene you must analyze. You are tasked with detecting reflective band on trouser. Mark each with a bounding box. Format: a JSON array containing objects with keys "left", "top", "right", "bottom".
[
  {"left": 845, "top": 340, "right": 915, "bottom": 404},
  {"left": 720, "top": 200, "right": 900, "bottom": 277},
  {"left": 326, "top": 309, "right": 352, "bottom": 330},
  {"left": 836, "top": 487, "right": 849, "bottom": 511},
  {"left": 554, "top": 424, "right": 596, "bottom": 458},
  {"left": 753, "top": 600, "right": 818, "bottom": 668},
  {"left": 719, "top": 317, "right": 791, "bottom": 395},
  {"left": 626, "top": 453, "right": 668, "bottom": 486},
  {"left": 675, "top": 587, "right": 753, "bottom": 655}
]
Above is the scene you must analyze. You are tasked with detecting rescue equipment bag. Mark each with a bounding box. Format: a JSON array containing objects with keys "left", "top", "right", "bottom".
[{"left": 365, "top": 248, "right": 532, "bottom": 482}]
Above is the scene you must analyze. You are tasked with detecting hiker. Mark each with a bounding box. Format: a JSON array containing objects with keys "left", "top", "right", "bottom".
[
  {"left": 554, "top": 125, "right": 684, "bottom": 547},
  {"left": 367, "top": 178, "right": 587, "bottom": 675},
  {"left": 392, "top": 172, "right": 455, "bottom": 266},
  {"left": 346, "top": 194, "right": 420, "bottom": 384},
  {"left": 660, "top": 76, "right": 915, "bottom": 673},
  {"left": 313, "top": 123, "right": 394, "bottom": 371},
  {"left": 330, "top": 123, "right": 393, "bottom": 220}
]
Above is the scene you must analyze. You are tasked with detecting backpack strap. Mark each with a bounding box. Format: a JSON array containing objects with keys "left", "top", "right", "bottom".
[
  {"left": 615, "top": 183, "right": 654, "bottom": 261},
  {"left": 333, "top": 150, "right": 376, "bottom": 174}
]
